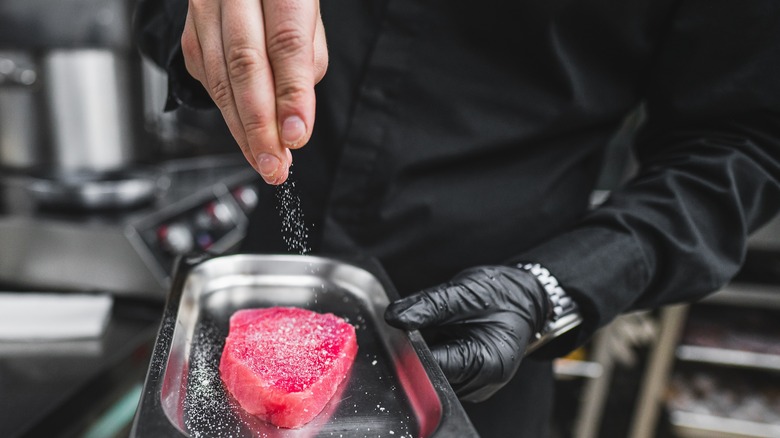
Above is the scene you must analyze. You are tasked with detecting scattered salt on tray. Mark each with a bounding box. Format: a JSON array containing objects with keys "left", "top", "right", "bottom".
[{"left": 219, "top": 307, "right": 358, "bottom": 429}]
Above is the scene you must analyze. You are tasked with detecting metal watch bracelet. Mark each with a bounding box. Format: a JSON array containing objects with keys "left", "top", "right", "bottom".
[{"left": 519, "top": 262, "right": 584, "bottom": 354}]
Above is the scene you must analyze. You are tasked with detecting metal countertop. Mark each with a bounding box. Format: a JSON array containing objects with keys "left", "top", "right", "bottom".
[{"left": 0, "top": 296, "right": 162, "bottom": 438}]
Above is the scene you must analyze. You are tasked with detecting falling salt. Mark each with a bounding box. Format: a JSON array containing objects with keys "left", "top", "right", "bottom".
[{"left": 275, "top": 167, "right": 311, "bottom": 254}]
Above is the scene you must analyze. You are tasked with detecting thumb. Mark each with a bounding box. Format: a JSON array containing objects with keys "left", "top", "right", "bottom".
[
  {"left": 384, "top": 293, "right": 436, "bottom": 330},
  {"left": 384, "top": 282, "right": 455, "bottom": 330}
]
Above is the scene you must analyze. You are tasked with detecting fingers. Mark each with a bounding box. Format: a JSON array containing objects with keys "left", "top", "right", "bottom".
[
  {"left": 313, "top": 13, "right": 328, "bottom": 84},
  {"left": 384, "top": 285, "right": 448, "bottom": 330},
  {"left": 181, "top": 12, "right": 206, "bottom": 83},
  {"left": 385, "top": 280, "right": 487, "bottom": 330},
  {"left": 181, "top": 0, "right": 325, "bottom": 185},
  {"left": 262, "top": 0, "right": 319, "bottom": 150},
  {"left": 185, "top": 0, "right": 257, "bottom": 172},
  {"left": 187, "top": 0, "right": 330, "bottom": 185},
  {"left": 222, "top": 0, "right": 289, "bottom": 184},
  {"left": 429, "top": 338, "right": 503, "bottom": 402},
  {"left": 429, "top": 338, "right": 483, "bottom": 386}
]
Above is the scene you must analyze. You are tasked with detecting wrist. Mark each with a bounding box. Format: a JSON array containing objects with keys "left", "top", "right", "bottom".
[{"left": 517, "top": 262, "right": 583, "bottom": 353}]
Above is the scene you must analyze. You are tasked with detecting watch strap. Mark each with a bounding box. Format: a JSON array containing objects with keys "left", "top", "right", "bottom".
[{"left": 518, "top": 262, "right": 583, "bottom": 353}]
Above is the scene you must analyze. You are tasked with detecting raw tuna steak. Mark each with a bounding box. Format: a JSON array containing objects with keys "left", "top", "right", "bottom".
[{"left": 219, "top": 307, "right": 358, "bottom": 428}]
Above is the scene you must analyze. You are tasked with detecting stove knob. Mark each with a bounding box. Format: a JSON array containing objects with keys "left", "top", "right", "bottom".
[
  {"left": 233, "top": 186, "right": 259, "bottom": 212},
  {"left": 158, "top": 223, "right": 194, "bottom": 255},
  {"left": 209, "top": 201, "right": 234, "bottom": 229},
  {"left": 196, "top": 201, "right": 235, "bottom": 230},
  {"left": 194, "top": 210, "right": 212, "bottom": 230},
  {"left": 196, "top": 231, "right": 214, "bottom": 250}
]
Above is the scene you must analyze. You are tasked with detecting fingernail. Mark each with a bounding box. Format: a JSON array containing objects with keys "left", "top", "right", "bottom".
[
  {"left": 256, "top": 153, "right": 281, "bottom": 183},
  {"left": 281, "top": 116, "right": 306, "bottom": 146}
]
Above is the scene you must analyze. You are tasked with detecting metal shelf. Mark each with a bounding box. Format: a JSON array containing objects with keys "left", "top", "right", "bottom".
[
  {"left": 670, "top": 411, "right": 780, "bottom": 438},
  {"left": 676, "top": 345, "right": 780, "bottom": 373},
  {"left": 628, "top": 279, "right": 780, "bottom": 438},
  {"left": 553, "top": 359, "right": 603, "bottom": 379},
  {"left": 701, "top": 283, "right": 780, "bottom": 310}
]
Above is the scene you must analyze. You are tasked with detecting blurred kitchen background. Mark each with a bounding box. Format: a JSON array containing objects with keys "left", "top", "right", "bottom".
[
  {"left": 0, "top": 0, "right": 262, "bottom": 437},
  {"left": 1, "top": 1, "right": 780, "bottom": 437}
]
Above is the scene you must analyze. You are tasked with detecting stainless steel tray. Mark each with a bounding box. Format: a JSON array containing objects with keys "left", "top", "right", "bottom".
[{"left": 131, "top": 254, "right": 477, "bottom": 438}]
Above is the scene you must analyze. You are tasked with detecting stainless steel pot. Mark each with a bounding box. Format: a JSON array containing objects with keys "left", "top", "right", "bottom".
[
  {"left": 44, "top": 49, "right": 135, "bottom": 173},
  {"left": 0, "top": 0, "right": 149, "bottom": 178}
]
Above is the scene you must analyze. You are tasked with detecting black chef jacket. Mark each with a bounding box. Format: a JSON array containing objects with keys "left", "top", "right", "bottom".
[{"left": 135, "top": 1, "right": 780, "bottom": 436}]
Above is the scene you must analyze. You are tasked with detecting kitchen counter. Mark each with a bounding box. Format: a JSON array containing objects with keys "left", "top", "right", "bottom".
[{"left": 0, "top": 295, "right": 162, "bottom": 438}]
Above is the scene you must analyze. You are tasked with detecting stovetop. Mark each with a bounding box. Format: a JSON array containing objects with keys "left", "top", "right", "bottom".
[
  {"left": 0, "top": 154, "right": 261, "bottom": 298},
  {"left": 1, "top": 154, "right": 252, "bottom": 221}
]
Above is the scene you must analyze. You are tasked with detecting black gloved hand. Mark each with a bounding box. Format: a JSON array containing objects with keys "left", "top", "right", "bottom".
[{"left": 384, "top": 265, "right": 550, "bottom": 402}]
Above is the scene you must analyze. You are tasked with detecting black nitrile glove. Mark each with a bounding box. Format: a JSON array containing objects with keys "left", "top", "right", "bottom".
[{"left": 384, "top": 266, "right": 551, "bottom": 402}]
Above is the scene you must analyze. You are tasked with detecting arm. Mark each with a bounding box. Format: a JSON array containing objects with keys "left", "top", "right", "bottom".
[
  {"left": 520, "top": 0, "right": 780, "bottom": 344},
  {"left": 386, "top": 0, "right": 780, "bottom": 400}
]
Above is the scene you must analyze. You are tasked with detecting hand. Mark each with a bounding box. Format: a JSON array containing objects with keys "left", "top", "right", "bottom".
[
  {"left": 181, "top": 0, "right": 328, "bottom": 185},
  {"left": 385, "top": 266, "right": 550, "bottom": 402}
]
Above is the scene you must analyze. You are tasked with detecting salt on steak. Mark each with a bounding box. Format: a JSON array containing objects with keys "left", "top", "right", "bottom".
[{"left": 219, "top": 307, "right": 358, "bottom": 428}]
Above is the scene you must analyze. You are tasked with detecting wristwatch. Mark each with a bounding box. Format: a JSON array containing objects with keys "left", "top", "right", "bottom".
[{"left": 518, "top": 262, "right": 583, "bottom": 354}]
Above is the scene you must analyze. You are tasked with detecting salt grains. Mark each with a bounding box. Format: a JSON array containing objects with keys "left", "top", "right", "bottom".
[
  {"left": 275, "top": 168, "right": 311, "bottom": 255},
  {"left": 183, "top": 317, "right": 247, "bottom": 438}
]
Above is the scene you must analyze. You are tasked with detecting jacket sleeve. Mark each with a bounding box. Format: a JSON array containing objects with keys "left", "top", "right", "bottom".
[
  {"left": 132, "top": 0, "right": 212, "bottom": 109},
  {"left": 516, "top": 0, "right": 780, "bottom": 347}
]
